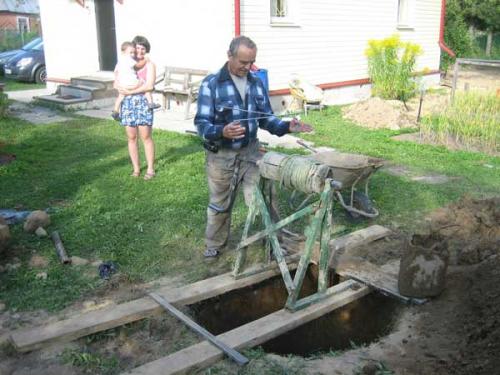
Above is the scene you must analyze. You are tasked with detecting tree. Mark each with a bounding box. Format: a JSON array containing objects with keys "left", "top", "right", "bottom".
[
  {"left": 461, "top": 0, "right": 500, "bottom": 56},
  {"left": 442, "top": 0, "right": 472, "bottom": 70}
]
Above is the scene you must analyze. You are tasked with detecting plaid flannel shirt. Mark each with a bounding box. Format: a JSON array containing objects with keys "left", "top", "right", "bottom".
[{"left": 194, "top": 63, "right": 290, "bottom": 150}]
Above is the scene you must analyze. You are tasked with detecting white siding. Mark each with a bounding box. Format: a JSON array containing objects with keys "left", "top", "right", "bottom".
[
  {"left": 39, "top": 0, "right": 99, "bottom": 80},
  {"left": 39, "top": 0, "right": 235, "bottom": 81},
  {"left": 114, "top": 0, "right": 234, "bottom": 73},
  {"left": 241, "top": 0, "right": 442, "bottom": 91}
]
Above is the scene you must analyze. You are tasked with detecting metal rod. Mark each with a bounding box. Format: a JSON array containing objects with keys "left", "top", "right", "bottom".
[
  {"left": 296, "top": 139, "right": 318, "bottom": 153},
  {"left": 149, "top": 293, "right": 249, "bottom": 366}
]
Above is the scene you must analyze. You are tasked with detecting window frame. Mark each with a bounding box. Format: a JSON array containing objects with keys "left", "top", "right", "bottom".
[
  {"left": 17, "top": 16, "right": 30, "bottom": 33},
  {"left": 270, "top": 0, "right": 300, "bottom": 27},
  {"left": 397, "top": 0, "right": 415, "bottom": 30}
]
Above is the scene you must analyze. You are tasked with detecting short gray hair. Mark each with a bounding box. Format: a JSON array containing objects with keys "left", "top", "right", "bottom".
[{"left": 228, "top": 36, "right": 257, "bottom": 56}]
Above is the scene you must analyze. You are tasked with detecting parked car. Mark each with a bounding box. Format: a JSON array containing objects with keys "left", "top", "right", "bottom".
[
  {"left": 0, "top": 37, "right": 42, "bottom": 76},
  {"left": 4, "top": 38, "right": 46, "bottom": 84}
]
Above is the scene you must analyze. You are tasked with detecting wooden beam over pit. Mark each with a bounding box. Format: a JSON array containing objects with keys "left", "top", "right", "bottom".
[
  {"left": 124, "top": 280, "right": 371, "bottom": 375},
  {"left": 10, "top": 225, "right": 391, "bottom": 353},
  {"left": 10, "top": 261, "right": 299, "bottom": 352}
]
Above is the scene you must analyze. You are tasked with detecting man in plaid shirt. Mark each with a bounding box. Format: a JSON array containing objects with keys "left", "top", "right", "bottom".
[{"left": 195, "top": 35, "right": 312, "bottom": 258}]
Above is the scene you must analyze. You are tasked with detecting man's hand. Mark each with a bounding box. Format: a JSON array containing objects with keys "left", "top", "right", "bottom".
[
  {"left": 289, "top": 118, "right": 313, "bottom": 133},
  {"left": 223, "top": 121, "right": 246, "bottom": 139}
]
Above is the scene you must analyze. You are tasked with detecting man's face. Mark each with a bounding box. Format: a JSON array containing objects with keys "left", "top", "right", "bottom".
[{"left": 228, "top": 45, "right": 256, "bottom": 77}]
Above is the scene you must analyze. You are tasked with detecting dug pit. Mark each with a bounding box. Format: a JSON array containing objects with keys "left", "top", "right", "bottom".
[{"left": 190, "top": 265, "right": 401, "bottom": 357}]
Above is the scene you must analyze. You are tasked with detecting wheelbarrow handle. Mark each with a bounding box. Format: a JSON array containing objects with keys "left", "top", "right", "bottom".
[{"left": 296, "top": 140, "right": 317, "bottom": 153}]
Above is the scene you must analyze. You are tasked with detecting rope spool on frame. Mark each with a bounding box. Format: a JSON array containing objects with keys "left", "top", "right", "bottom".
[{"left": 258, "top": 152, "right": 333, "bottom": 194}]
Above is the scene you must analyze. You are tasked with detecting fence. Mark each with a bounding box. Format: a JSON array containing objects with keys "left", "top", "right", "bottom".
[{"left": 0, "top": 29, "right": 39, "bottom": 52}]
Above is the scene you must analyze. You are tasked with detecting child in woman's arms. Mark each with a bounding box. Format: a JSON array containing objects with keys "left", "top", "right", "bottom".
[{"left": 112, "top": 41, "right": 160, "bottom": 121}]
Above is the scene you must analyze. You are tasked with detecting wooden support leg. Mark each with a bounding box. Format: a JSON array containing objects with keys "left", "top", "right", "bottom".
[
  {"left": 254, "top": 187, "right": 295, "bottom": 294},
  {"left": 318, "top": 193, "right": 333, "bottom": 293},
  {"left": 162, "top": 93, "right": 167, "bottom": 110},
  {"left": 286, "top": 183, "right": 332, "bottom": 310},
  {"left": 184, "top": 92, "right": 193, "bottom": 119},
  {"left": 232, "top": 191, "right": 258, "bottom": 277}
]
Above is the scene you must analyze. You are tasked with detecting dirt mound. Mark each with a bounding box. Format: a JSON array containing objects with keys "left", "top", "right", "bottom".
[
  {"left": 342, "top": 94, "right": 450, "bottom": 130},
  {"left": 443, "top": 256, "right": 500, "bottom": 375},
  {"left": 423, "top": 196, "right": 500, "bottom": 265},
  {"left": 343, "top": 97, "right": 414, "bottom": 130}
]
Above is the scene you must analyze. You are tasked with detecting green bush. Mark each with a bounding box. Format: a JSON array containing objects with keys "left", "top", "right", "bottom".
[
  {"left": 441, "top": 0, "right": 473, "bottom": 71},
  {"left": 365, "top": 34, "right": 422, "bottom": 102},
  {"left": 471, "top": 33, "right": 500, "bottom": 60},
  {"left": 0, "top": 30, "right": 39, "bottom": 51}
]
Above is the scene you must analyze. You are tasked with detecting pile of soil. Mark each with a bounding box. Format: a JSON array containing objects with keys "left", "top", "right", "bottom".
[
  {"left": 303, "top": 196, "right": 500, "bottom": 375},
  {"left": 342, "top": 94, "right": 450, "bottom": 130},
  {"left": 424, "top": 196, "right": 500, "bottom": 265}
]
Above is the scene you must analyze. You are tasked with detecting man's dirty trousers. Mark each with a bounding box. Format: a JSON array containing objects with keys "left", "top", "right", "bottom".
[{"left": 205, "top": 140, "right": 261, "bottom": 250}]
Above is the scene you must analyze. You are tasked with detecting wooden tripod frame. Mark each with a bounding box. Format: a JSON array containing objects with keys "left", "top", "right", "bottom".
[{"left": 232, "top": 178, "right": 340, "bottom": 311}]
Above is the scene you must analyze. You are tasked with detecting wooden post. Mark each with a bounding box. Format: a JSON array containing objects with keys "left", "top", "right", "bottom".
[{"left": 450, "top": 60, "right": 460, "bottom": 104}]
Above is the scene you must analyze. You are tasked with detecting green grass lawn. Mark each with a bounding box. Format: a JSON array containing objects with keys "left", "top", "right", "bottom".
[
  {"left": 0, "top": 111, "right": 499, "bottom": 312},
  {"left": 0, "top": 76, "right": 46, "bottom": 91}
]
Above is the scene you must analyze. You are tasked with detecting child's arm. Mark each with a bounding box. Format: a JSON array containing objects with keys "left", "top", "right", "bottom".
[
  {"left": 134, "top": 56, "right": 149, "bottom": 70},
  {"left": 118, "top": 61, "right": 156, "bottom": 96}
]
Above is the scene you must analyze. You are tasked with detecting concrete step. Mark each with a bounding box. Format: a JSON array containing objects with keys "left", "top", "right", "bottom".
[
  {"left": 58, "top": 86, "right": 93, "bottom": 100},
  {"left": 71, "top": 75, "right": 114, "bottom": 91},
  {"left": 36, "top": 94, "right": 90, "bottom": 105},
  {"left": 34, "top": 94, "right": 116, "bottom": 111}
]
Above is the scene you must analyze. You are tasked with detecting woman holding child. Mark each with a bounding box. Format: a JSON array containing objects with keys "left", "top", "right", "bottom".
[{"left": 113, "top": 35, "right": 157, "bottom": 180}]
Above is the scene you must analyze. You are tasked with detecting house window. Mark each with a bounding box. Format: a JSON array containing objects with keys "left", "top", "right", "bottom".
[
  {"left": 270, "top": 0, "right": 299, "bottom": 26},
  {"left": 17, "top": 17, "right": 30, "bottom": 33},
  {"left": 397, "top": 0, "right": 414, "bottom": 29}
]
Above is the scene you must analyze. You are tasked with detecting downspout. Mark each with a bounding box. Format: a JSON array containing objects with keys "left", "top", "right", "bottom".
[
  {"left": 439, "top": 0, "right": 456, "bottom": 57},
  {"left": 234, "top": 0, "right": 241, "bottom": 36}
]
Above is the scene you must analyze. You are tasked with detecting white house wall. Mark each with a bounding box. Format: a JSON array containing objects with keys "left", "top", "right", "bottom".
[
  {"left": 241, "top": 0, "right": 442, "bottom": 92},
  {"left": 39, "top": 0, "right": 99, "bottom": 82},
  {"left": 39, "top": 0, "right": 234, "bottom": 85},
  {"left": 113, "top": 0, "right": 234, "bottom": 73}
]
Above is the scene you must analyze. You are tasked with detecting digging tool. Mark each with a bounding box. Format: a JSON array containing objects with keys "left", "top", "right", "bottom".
[{"left": 148, "top": 292, "right": 249, "bottom": 366}]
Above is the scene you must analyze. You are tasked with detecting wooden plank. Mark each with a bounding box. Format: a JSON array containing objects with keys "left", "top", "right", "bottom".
[
  {"left": 149, "top": 293, "right": 249, "bottom": 366},
  {"left": 282, "top": 225, "right": 391, "bottom": 266},
  {"left": 10, "top": 262, "right": 298, "bottom": 352},
  {"left": 124, "top": 280, "right": 370, "bottom": 375},
  {"left": 336, "top": 257, "right": 425, "bottom": 304}
]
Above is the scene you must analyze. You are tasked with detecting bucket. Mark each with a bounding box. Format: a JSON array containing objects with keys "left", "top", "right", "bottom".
[{"left": 254, "top": 69, "right": 269, "bottom": 92}]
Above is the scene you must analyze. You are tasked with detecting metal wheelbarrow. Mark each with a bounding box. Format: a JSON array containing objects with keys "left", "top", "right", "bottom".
[{"left": 297, "top": 140, "right": 384, "bottom": 219}]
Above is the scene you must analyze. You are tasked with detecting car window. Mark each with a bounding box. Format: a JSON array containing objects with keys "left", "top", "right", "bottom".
[
  {"left": 22, "top": 38, "right": 42, "bottom": 51},
  {"left": 32, "top": 42, "right": 44, "bottom": 51}
]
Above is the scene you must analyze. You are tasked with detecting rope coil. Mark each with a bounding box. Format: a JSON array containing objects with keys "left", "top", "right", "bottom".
[{"left": 259, "top": 153, "right": 332, "bottom": 194}]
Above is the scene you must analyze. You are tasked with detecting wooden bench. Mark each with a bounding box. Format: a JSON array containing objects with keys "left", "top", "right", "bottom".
[{"left": 155, "top": 66, "right": 209, "bottom": 119}]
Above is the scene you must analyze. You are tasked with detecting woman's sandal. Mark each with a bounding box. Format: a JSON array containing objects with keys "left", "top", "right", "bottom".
[
  {"left": 144, "top": 172, "right": 156, "bottom": 180},
  {"left": 131, "top": 171, "right": 140, "bottom": 178}
]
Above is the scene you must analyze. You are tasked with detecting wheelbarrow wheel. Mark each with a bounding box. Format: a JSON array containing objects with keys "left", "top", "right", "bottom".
[{"left": 345, "top": 191, "right": 376, "bottom": 222}]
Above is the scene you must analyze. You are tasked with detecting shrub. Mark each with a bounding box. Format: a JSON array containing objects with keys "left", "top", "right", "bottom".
[
  {"left": 365, "top": 34, "right": 422, "bottom": 102},
  {"left": 0, "top": 30, "right": 39, "bottom": 52},
  {"left": 441, "top": 0, "right": 472, "bottom": 71}
]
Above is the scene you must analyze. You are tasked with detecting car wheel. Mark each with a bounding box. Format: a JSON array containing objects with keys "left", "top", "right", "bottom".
[{"left": 34, "top": 66, "right": 46, "bottom": 84}]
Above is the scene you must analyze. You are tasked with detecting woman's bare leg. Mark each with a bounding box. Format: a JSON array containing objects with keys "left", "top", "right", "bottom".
[
  {"left": 126, "top": 126, "right": 140, "bottom": 175},
  {"left": 139, "top": 125, "right": 155, "bottom": 175}
]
